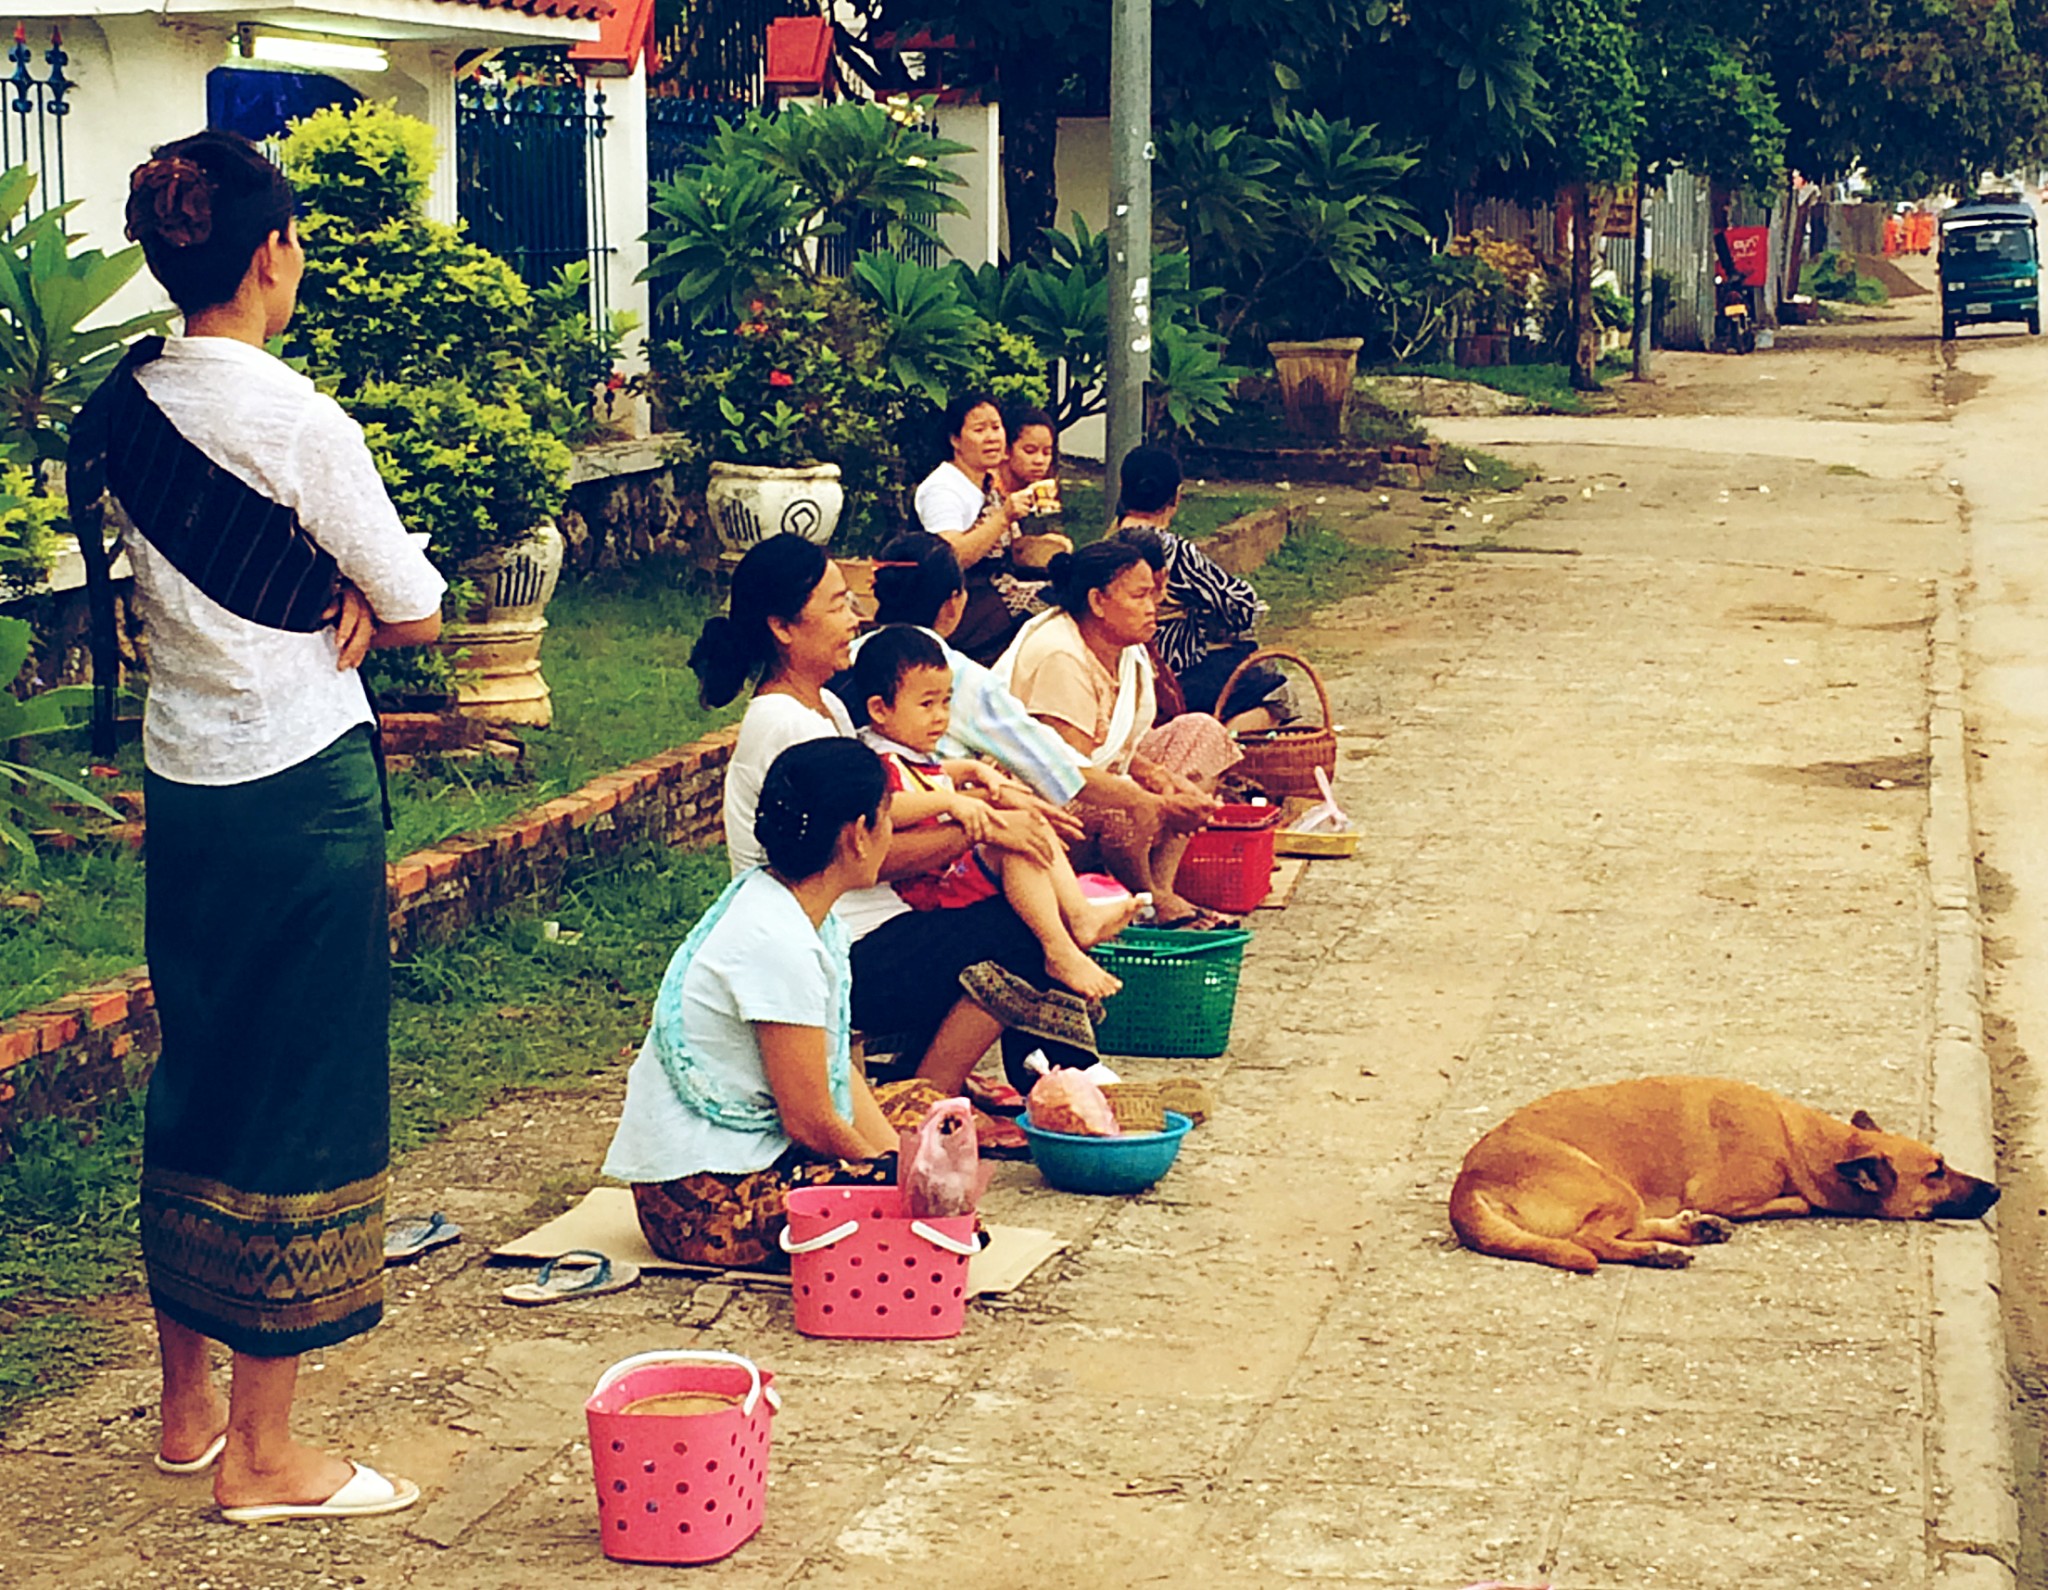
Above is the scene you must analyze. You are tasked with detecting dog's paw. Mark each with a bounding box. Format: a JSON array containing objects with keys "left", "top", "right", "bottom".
[
  {"left": 1680, "top": 1211, "right": 1736, "bottom": 1245},
  {"left": 1641, "top": 1244, "right": 1694, "bottom": 1268}
]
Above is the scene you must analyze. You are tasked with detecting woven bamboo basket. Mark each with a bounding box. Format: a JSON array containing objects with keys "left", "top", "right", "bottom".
[
  {"left": 1100, "top": 1084, "right": 1168, "bottom": 1133},
  {"left": 1220, "top": 647, "right": 1338, "bottom": 799}
]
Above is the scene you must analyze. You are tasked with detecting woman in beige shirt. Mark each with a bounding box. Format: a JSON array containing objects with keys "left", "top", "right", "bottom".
[{"left": 997, "top": 540, "right": 1239, "bottom": 928}]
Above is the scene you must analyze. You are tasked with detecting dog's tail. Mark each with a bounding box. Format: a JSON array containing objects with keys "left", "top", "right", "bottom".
[{"left": 1449, "top": 1173, "right": 1600, "bottom": 1273}]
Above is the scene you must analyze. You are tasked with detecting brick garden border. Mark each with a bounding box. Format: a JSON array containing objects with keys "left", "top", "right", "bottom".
[{"left": 0, "top": 727, "right": 738, "bottom": 1148}]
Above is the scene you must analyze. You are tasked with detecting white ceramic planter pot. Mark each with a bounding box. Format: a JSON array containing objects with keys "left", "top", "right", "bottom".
[
  {"left": 706, "top": 461, "right": 843, "bottom": 551},
  {"left": 439, "top": 521, "right": 566, "bottom": 729}
]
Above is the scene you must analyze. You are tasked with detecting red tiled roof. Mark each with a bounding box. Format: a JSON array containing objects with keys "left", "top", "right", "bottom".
[
  {"left": 569, "top": 0, "right": 650, "bottom": 69},
  {"left": 432, "top": 0, "right": 615, "bottom": 24}
]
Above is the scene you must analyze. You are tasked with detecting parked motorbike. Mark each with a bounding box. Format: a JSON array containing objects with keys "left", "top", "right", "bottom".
[{"left": 1714, "top": 231, "right": 1757, "bottom": 354}]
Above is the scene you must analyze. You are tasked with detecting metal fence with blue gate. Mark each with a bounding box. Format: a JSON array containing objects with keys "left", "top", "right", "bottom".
[{"left": 456, "top": 75, "right": 612, "bottom": 326}]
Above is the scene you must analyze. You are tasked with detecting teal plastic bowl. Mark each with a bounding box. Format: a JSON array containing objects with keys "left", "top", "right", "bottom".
[{"left": 1018, "top": 1110, "right": 1193, "bottom": 1194}]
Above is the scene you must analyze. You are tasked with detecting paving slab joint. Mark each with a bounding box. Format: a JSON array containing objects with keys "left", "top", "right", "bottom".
[{"left": 1926, "top": 576, "right": 2021, "bottom": 1579}]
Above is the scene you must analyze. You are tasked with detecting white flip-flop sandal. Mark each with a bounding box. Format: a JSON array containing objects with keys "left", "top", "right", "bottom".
[
  {"left": 220, "top": 1462, "right": 421, "bottom": 1525},
  {"left": 154, "top": 1430, "right": 228, "bottom": 1474}
]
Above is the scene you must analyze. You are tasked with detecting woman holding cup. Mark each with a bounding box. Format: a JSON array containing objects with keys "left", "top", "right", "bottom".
[{"left": 913, "top": 393, "right": 1057, "bottom": 665}]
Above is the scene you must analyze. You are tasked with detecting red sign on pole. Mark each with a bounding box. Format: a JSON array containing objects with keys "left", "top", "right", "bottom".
[{"left": 1725, "top": 227, "right": 1770, "bottom": 288}]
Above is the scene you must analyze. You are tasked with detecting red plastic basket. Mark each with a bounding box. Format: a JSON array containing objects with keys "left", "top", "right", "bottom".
[
  {"left": 778, "top": 1185, "right": 979, "bottom": 1340},
  {"left": 1177, "top": 803, "right": 1282, "bottom": 914},
  {"left": 585, "top": 1351, "right": 778, "bottom": 1565}
]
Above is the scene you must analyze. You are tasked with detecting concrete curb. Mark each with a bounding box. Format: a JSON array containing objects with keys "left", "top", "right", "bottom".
[{"left": 1926, "top": 577, "right": 2020, "bottom": 1590}]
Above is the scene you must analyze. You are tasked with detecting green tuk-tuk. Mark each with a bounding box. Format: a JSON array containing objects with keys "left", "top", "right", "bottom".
[{"left": 1939, "top": 198, "right": 2040, "bottom": 339}]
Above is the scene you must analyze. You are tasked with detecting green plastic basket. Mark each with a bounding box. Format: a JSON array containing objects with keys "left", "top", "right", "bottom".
[{"left": 1089, "top": 926, "right": 1253, "bottom": 1058}]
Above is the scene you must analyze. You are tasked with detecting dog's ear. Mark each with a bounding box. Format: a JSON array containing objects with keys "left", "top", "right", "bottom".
[
  {"left": 1836, "top": 1155, "right": 1897, "bottom": 1197},
  {"left": 1850, "top": 1109, "right": 1882, "bottom": 1131}
]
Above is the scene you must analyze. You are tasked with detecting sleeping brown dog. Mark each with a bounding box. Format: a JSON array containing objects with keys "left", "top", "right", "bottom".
[{"left": 1449, "top": 1076, "right": 1999, "bottom": 1272}]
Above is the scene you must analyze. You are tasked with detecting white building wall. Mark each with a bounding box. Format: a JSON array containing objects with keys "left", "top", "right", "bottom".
[
  {"left": 995, "top": 115, "right": 1110, "bottom": 258},
  {"left": 55, "top": 16, "right": 219, "bottom": 326},
  {"left": 934, "top": 101, "right": 998, "bottom": 267},
  {"left": 597, "top": 59, "right": 651, "bottom": 433},
  {"left": 1053, "top": 115, "right": 1110, "bottom": 237}
]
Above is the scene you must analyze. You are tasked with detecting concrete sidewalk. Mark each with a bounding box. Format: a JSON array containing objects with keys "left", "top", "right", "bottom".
[{"left": 0, "top": 336, "right": 2006, "bottom": 1590}]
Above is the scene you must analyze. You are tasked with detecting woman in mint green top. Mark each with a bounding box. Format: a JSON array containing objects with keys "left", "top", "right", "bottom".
[{"left": 604, "top": 738, "right": 947, "bottom": 1268}]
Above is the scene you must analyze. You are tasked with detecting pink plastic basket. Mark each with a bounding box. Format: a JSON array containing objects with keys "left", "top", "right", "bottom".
[
  {"left": 778, "top": 1185, "right": 978, "bottom": 1340},
  {"left": 584, "top": 1350, "right": 779, "bottom": 1565}
]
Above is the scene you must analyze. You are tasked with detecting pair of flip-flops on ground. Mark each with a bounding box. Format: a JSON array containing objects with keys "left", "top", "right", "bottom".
[{"left": 154, "top": 1439, "right": 419, "bottom": 1524}]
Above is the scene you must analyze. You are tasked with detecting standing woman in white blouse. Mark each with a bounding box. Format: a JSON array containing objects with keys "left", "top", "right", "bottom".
[{"left": 79, "top": 133, "right": 445, "bottom": 1523}]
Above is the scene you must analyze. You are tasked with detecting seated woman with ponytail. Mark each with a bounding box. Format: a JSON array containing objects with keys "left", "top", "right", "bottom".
[
  {"left": 604, "top": 740, "right": 948, "bottom": 1269},
  {"left": 691, "top": 535, "right": 1104, "bottom": 1093}
]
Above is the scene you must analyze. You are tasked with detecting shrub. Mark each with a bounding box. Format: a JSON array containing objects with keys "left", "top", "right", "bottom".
[
  {"left": 278, "top": 103, "right": 578, "bottom": 574},
  {"left": 350, "top": 380, "right": 571, "bottom": 571},
  {"left": 642, "top": 95, "right": 969, "bottom": 329},
  {"left": 653, "top": 279, "right": 902, "bottom": 545},
  {"left": 0, "top": 462, "right": 62, "bottom": 597},
  {"left": 1802, "top": 250, "right": 1888, "bottom": 305}
]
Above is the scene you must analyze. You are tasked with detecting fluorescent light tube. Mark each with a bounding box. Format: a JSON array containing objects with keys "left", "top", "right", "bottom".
[{"left": 247, "top": 34, "right": 388, "bottom": 73}]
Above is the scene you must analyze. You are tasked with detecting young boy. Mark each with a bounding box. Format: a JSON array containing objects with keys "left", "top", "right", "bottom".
[{"left": 851, "top": 626, "right": 1140, "bottom": 1002}]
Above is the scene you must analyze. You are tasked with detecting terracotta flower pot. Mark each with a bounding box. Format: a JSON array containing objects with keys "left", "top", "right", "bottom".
[{"left": 1267, "top": 338, "right": 1365, "bottom": 440}]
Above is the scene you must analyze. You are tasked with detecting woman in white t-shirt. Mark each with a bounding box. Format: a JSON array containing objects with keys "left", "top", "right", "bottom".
[
  {"left": 690, "top": 535, "right": 1105, "bottom": 1092},
  {"left": 913, "top": 392, "right": 1056, "bottom": 665},
  {"left": 606, "top": 738, "right": 947, "bottom": 1268}
]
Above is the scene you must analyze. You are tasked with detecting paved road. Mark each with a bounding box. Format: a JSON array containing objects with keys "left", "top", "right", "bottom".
[{"left": 0, "top": 301, "right": 2019, "bottom": 1589}]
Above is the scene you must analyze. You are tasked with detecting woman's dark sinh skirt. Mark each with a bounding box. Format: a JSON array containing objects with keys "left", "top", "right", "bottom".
[
  {"left": 850, "top": 897, "right": 1100, "bottom": 1081},
  {"left": 139, "top": 726, "right": 390, "bottom": 1358}
]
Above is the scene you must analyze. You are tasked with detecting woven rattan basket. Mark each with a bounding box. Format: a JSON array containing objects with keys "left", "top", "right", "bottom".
[
  {"left": 1221, "top": 648, "right": 1338, "bottom": 799},
  {"left": 1100, "top": 1084, "right": 1168, "bottom": 1133}
]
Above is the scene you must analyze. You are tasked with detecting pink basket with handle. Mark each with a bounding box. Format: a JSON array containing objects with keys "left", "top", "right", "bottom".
[
  {"left": 778, "top": 1185, "right": 978, "bottom": 1340},
  {"left": 585, "top": 1350, "right": 779, "bottom": 1565}
]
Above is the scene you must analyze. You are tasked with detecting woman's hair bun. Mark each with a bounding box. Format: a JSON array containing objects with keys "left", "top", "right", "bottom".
[
  {"left": 1043, "top": 550, "right": 1075, "bottom": 588},
  {"left": 128, "top": 158, "right": 214, "bottom": 250}
]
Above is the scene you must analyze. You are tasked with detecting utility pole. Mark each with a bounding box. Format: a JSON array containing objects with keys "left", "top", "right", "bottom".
[
  {"left": 1632, "top": 173, "right": 1652, "bottom": 380},
  {"left": 1104, "top": 0, "right": 1151, "bottom": 522}
]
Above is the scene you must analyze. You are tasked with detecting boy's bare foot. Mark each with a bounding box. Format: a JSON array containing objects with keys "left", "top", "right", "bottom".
[
  {"left": 1046, "top": 946, "right": 1122, "bottom": 1003},
  {"left": 215, "top": 1439, "right": 358, "bottom": 1512},
  {"left": 1072, "top": 894, "right": 1146, "bottom": 949},
  {"left": 1150, "top": 891, "right": 1199, "bottom": 925}
]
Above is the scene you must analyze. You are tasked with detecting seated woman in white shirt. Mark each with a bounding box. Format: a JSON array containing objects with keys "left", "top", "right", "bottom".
[
  {"left": 912, "top": 392, "right": 1059, "bottom": 665},
  {"left": 689, "top": 535, "right": 1107, "bottom": 1092},
  {"left": 604, "top": 738, "right": 949, "bottom": 1269}
]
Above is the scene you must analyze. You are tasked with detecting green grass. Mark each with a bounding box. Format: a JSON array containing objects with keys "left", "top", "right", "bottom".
[
  {"left": 1058, "top": 481, "right": 1282, "bottom": 547},
  {"left": 0, "top": 839, "right": 725, "bottom": 1428},
  {"left": 388, "top": 567, "right": 739, "bottom": 855},
  {"left": 0, "top": 1092, "right": 147, "bottom": 1419},
  {"left": 1380, "top": 356, "right": 1630, "bottom": 415},
  {"left": 1801, "top": 250, "right": 1889, "bottom": 305},
  {"left": 2, "top": 564, "right": 741, "bottom": 1020},
  {"left": 0, "top": 849, "right": 148, "bottom": 1020},
  {"left": 1431, "top": 445, "right": 1534, "bottom": 495},
  {"left": 1256, "top": 522, "right": 1408, "bottom": 631}
]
